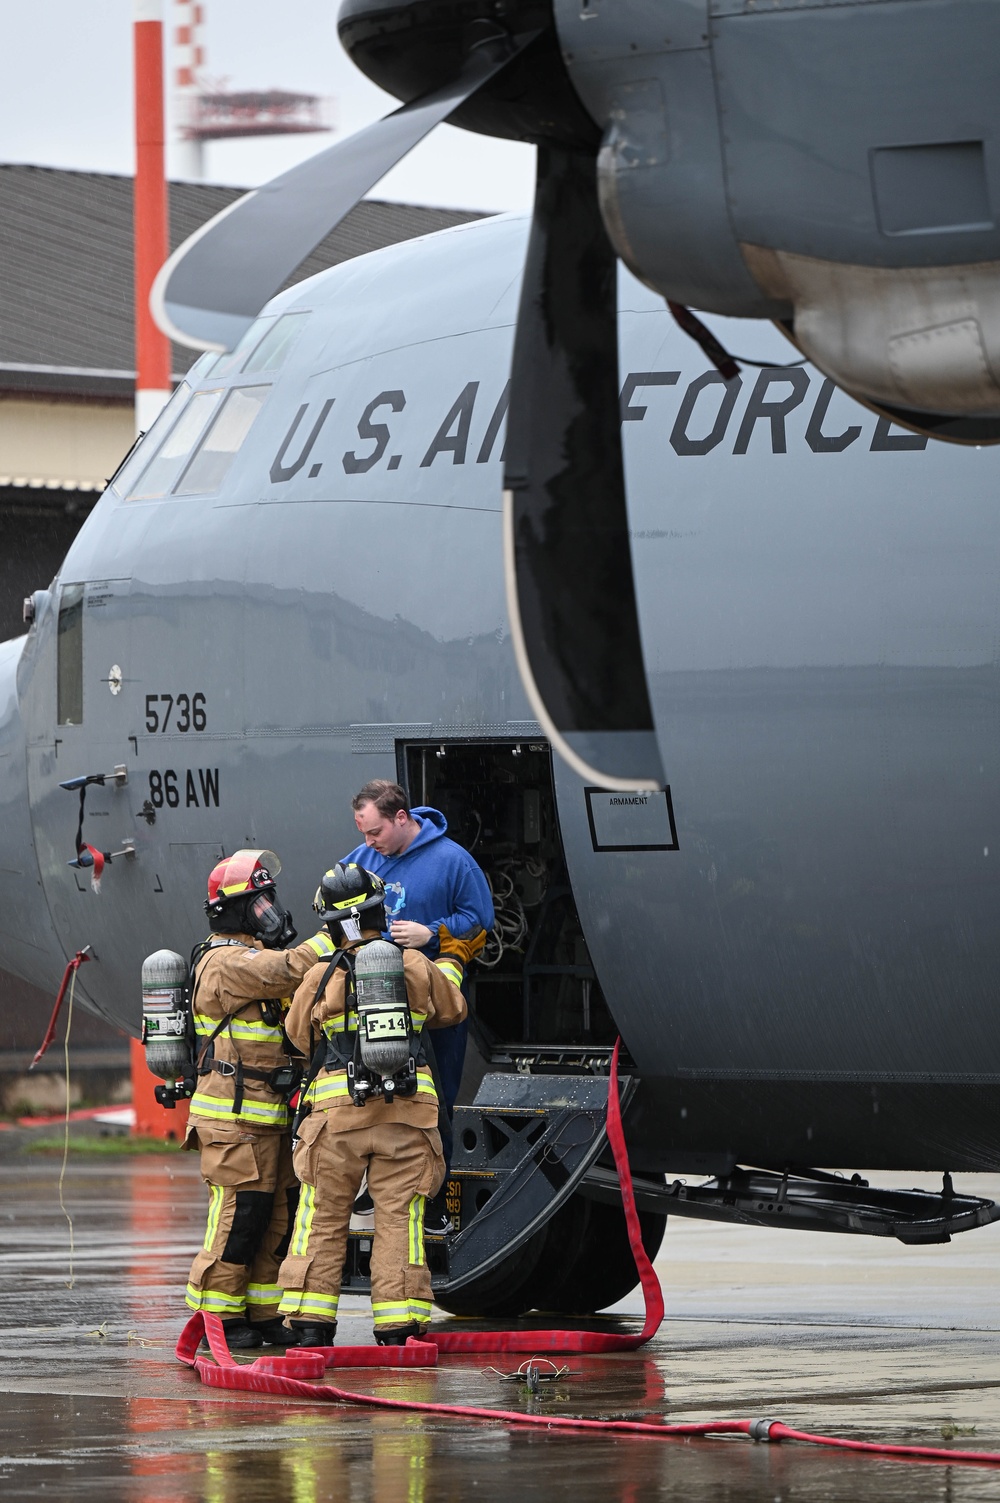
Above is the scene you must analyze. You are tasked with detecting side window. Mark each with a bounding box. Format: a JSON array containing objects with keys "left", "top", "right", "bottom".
[
  {"left": 174, "top": 385, "right": 270, "bottom": 496},
  {"left": 111, "top": 381, "right": 191, "bottom": 498},
  {"left": 126, "top": 390, "right": 223, "bottom": 500},
  {"left": 57, "top": 584, "right": 84, "bottom": 726},
  {"left": 241, "top": 312, "right": 309, "bottom": 373},
  {"left": 211, "top": 317, "right": 277, "bottom": 379}
]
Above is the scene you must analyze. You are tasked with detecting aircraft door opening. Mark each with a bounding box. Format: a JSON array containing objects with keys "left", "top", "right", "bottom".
[{"left": 397, "top": 739, "right": 617, "bottom": 1065}]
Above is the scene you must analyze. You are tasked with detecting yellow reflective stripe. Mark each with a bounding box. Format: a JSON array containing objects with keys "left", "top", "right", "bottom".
[
  {"left": 195, "top": 1025, "right": 283, "bottom": 1042},
  {"left": 321, "top": 1011, "right": 359, "bottom": 1036},
  {"left": 278, "top": 1288, "right": 339, "bottom": 1318},
  {"left": 321, "top": 1010, "right": 424, "bottom": 1034},
  {"left": 190, "top": 1092, "right": 290, "bottom": 1126},
  {"left": 203, "top": 1184, "right": 224, "bottom": 1251},
  {"left": 435, "top": 958, "right": 463, "bottom": 987},
  {"left": 305, "top": 1067, "right": 437, "bottom": 1107},
  {"left": 372, "top": 1301, "right": 411, "bottom": 1327},
  {"left": 185, "top": 1284, "right": 245, "bottom": 1314},
  {"left": 305, "top": 1076, "right": 352, "bottom": 1106},
  {"left": 306, "top": 1070, "right": 436, "bottom": 1104},
  {"left": 193, "top": 1013, "right": 283, "bottom": 1038},
  {"left": 246, "top": 1282, "right": 282, "bottom": 1307},
  {"left": 305, "top": 932, "right": 336, "bottom": 958},
  {"left": 291, "top": 1183, "right": 316, "bottom": 1258},
  {"left": 408, "top": 1299, "right": 432, "bottom": 1319},
  {"left": 321, "top": 1011, "right": 425, "bottom": 1035},
  {"left": 408, "top": 1195, "right": 425, "bottom": 1267}
]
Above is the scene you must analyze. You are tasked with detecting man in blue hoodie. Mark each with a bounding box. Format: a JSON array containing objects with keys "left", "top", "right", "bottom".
[{"left": 341, "top": 779, "right": 494, "bottom": 1231}]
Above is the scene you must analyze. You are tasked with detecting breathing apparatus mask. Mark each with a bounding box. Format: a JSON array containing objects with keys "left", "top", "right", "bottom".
[{"left": 244, "top": 888, "right": 297, "bottom": 949}]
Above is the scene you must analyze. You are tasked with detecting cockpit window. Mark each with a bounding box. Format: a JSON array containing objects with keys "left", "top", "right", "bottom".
[
  {"left": 188, "top": 350, "right": 222, "bottom": 382},
  {"left": 126, "top": 389, "right": 223, "bottom": 500},
  {"left": 241, "top": 312, "right": 309, "bottom": 373},
  {"left": 111, "top": 381, "right": 191, "bottom": 498},
  {"left": 211, "top": 317, "right": 276, "bottom": 378},
  {"left": 173, "top": 385, "right": 270, "bottom": 496}
]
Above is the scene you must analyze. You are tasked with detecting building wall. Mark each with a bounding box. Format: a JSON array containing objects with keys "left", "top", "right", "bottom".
[{"left": 0, "top": 394, "right": 133, "bottom": 490}]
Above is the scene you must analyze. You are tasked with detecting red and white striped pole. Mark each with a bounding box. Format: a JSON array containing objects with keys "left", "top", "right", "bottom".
[
  {"left": 133, "top": 0, "right": 172, "bottom": 435},
  {"left": 174, "top": 0, "right": 206, "bottom": 179}
]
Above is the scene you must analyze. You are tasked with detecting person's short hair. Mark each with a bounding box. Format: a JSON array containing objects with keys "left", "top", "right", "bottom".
[{"left": 352, "top": 779, "right": 410, "bottom": 820}]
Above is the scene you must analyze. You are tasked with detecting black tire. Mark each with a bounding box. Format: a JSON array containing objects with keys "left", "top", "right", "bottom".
[
  {"left": 528, "top": 1195, "right": 666, "bottom": 1314},
  {"left": 434, "top": 1214, "right": 551, "bottom": 1317},
  {"left": 435, "top": 1193, "right": 666, "bottom": 1318}
]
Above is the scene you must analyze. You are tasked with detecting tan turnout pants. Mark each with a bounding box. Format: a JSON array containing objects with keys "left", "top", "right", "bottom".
[
  {"left": 185, "top": 1120, "right": 298, "bottom": 1322},
  {"left": 278, "top": 1114, "right": 444, "bottom": 1334}
]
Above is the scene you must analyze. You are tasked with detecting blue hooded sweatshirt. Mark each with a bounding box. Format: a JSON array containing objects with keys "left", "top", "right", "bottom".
[{"left": 340, "top": 806, "right": 494, "bottom": 958}]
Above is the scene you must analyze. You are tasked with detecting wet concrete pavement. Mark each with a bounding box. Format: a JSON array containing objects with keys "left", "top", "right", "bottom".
[{"left": 2, "top": 1149, "right": 1000, "bottom": 1500}]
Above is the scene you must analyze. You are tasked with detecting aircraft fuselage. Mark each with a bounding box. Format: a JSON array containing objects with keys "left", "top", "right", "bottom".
[{"left": 2, "top": 214, "right": 998, "bottom": 1173}]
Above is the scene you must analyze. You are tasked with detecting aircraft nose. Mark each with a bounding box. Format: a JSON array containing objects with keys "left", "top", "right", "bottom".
[{"left": 0, "top": 635, "right": 63, "bottom": 992}]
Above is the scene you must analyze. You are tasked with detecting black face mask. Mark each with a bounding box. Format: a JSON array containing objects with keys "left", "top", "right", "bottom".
[{"left": 248, "top": 891, "right": 297, "bottom": 949}]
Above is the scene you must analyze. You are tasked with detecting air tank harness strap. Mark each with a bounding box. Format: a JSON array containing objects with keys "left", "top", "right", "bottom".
[
  {"left": 176, "top": 1043, "right": 1000, "bottom": 1464},
  {"left": 194, "top": 939, "right": 299, "bottom": 1116},
  {"left": 290, "top": 947, "right": 353, "bottom": 1140}
]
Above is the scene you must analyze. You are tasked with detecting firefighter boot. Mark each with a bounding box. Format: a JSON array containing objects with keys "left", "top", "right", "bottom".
[
  {"left": 252, "top": 1316, "right": 300, "bottom": 1346},
  {"left": 288, "top": 1321, "right": 337, "bottom": 1347},
  {"left": 222, "top": 1318, "right": 265, "bottom": 1349},
  {"left": 375, "top": 1322, "right": 423, "bottom": 1347},
  {"left": 199, "top": 1318, "right": 265, "bottom": 1353}
]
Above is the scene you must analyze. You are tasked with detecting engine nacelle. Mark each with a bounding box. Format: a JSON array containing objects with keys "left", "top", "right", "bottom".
[{"left": 555, "top": 0, "right": 1000, "bottom": 425}]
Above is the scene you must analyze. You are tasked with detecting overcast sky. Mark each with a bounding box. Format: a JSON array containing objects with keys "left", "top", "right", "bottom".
[{"left": 1, "top": 0, "right": 535, "bottom": 212}]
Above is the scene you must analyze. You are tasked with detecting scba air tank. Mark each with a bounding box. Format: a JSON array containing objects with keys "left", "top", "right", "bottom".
[
  {"left": 354, "top": 939, "right": 411, "bottom": 1081},
  {"left": 141, "top": 949, "right": 190, "bottom": 1080}
]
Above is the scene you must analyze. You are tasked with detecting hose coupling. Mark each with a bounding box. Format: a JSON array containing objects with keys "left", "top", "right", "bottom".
[{"left": 749, "top": 1418, "right": 780, "bottom": 1442}]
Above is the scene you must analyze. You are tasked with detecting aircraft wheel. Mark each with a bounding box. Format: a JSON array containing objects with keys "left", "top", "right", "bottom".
[
  {"left": 435, "top": 1193, "right": 666, "bottom": 1318},
  {"left": 527, "top": 1195, "right": 666, "bottom": 1315},
  {"left": 434, "top": 1214, "right": 552, "bottom": 1318}
]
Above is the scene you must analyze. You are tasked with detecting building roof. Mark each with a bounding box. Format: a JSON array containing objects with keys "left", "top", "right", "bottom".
[{"left": 0, "top": 164, "right": 481, "bottom": 400}]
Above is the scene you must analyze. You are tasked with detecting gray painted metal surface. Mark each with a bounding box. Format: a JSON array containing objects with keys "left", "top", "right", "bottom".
[
  {"left": 0, "top": 211, "right": 998, "bottom": 1169},
  {"left": 555, "top": 0, "right": 1000, "bottom": 415}
]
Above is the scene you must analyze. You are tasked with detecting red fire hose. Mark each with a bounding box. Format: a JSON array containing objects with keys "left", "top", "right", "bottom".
[
  {"left": 176, "top": 1044, "right": 1000, "bottom": 1466},
  {"left": 30, "top": 948, "right": 91, "bottom": 1068}
]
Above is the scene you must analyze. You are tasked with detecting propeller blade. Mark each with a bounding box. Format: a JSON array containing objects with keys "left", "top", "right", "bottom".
[
  {"left": 503, "top": 148, "right": 664, "bottom": 793},
  {"left": 152, "top": 39, "right": 529, "bottom": 352}
]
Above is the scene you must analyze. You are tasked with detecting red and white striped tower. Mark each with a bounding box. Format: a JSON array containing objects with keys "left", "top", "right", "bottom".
[
  {"left": 174, "top": 0, "right": 206, "bottom": 179},
  {"left": 133, "top": 0, "right": 172, "bottom": 435}
]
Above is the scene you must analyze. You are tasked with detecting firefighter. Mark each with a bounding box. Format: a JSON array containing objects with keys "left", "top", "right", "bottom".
[
  {"left": 183, "top": 848, "right": 336, "bottom": 1348},
  {"left": 276, "top": 863, "right": 467, "bottom": 1346},
  {"left": 344, "top": 779, "right": 492, "bottom": 1232}
]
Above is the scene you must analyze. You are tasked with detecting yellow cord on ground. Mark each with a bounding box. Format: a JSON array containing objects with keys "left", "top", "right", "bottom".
[{"left": 58, "top": 966, "right": 77, "bottom": 1289}]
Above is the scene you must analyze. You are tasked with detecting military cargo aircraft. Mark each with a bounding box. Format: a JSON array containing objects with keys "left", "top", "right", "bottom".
[
  {"left": 4, "top": 212, "right": 1000, "bottom": 1311},
  {"left": 2, "top": 0, "right": 1000, "bottom": 1316}
]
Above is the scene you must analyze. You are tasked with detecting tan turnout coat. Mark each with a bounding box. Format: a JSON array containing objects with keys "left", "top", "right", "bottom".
[{"left": 285, "top": 942, "right": 467, "bottom": 1130}]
